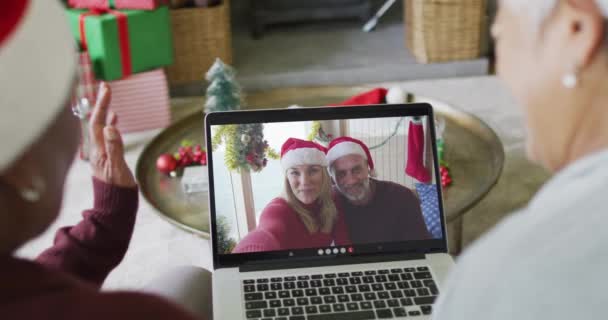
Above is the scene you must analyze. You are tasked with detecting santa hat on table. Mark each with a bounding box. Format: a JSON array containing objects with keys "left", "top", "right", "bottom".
[
  {"left": 332, "top": 86, "right": 408, "bottom": 106},
  {"left": 287, "top": 86, "right": 407, "bottom": 109},
  {"left": 0, "top": 0, "right": 77, "bottom": 172},
  {"left": 280, "top": 138, "right": 328, "bottom": 171},
  {"left": 326, "top": 137, "right": 377, "bottom": 177}
]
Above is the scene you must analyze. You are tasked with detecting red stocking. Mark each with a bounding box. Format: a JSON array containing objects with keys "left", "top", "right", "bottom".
[{"left": 405, "top": 120, "right": 431, "bottom": 183}]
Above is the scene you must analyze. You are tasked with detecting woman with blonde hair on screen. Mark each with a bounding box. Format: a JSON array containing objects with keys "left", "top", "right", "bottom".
[{"left": 233, "top": 138, "right": 350, "bottom": 253}]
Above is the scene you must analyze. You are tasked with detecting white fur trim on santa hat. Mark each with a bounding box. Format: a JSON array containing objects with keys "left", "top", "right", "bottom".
[
  {"left": 326, "top": 141, "right": 368, "bottom": 167},
  {"left": 281, "top": 147, "right": 328, "bottom": 170},
  {"left": 0, "top": 1, "right": 77, "bottom": 172}
]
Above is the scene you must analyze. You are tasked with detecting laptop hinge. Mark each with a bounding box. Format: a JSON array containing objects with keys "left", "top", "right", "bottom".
[{"left": 239, "top": 252, "right": 425, "bottom": 273}]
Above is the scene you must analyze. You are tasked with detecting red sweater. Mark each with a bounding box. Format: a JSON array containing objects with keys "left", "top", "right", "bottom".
[
  {"left": 0, "top": 178, "right": 198, "bottom": 320},
  {"left": 232, "top": 198, "right": 351, "bottom": 253}
]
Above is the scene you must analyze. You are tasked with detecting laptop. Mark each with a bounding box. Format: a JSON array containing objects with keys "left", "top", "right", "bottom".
[{"left": 205, "top": 103, "right": 455, "bottom": 320}]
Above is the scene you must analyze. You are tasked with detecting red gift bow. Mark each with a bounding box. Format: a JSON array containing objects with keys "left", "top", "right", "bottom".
[{"left": 78, "top": 8, "right": 132, "bottom": 79}]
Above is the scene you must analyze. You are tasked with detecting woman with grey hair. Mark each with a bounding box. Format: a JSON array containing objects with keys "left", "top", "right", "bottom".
[{"left": 434, "top": 0, "right": 608, "bottom": 319}]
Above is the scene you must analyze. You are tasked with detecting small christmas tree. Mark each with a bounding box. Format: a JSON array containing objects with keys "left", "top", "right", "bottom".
[{"left": 205, "top": 58, "right": 242, "bottom": 113}]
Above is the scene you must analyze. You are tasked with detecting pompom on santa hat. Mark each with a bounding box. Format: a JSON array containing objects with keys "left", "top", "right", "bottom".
[
  {"left": 326, "top": 137, "right": 377, "bottom": 177},
  {"left": 0, "top": 0, "right": 77, "bottom": 173},
  {"left": 280, "top": 138, "right": 328, "bottom": 171}
]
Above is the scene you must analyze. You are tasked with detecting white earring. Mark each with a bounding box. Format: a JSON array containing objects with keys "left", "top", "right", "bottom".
[
  {"left": 20, "top": 175, "right": 46, "bottom": 203},
  {"left": 561, "top": 64, "right": 580, "bottom": 89}
]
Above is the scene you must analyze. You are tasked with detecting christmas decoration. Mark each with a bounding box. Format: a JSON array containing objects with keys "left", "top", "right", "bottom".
[
  {"left": 156, "top": 153, "right": 177, "bottom": 174},
  {"left": 440, "top": 164, "right": 452, "bottom": 188},
  {"left": 437, "top": 138, "right": 452, "bottom": 187},
  {"left": 405, "top": 119, "right": 431, "bottom": 183},
  {"left": 306, "top": 121, "right": 333, "bottom": 144},
  {"left": 156, "top": 140, "right": 207, "bottom": 176},
  {"left": 105, "top": 69, "right": 172, "bottom": 133},
  {"left": 204, "top": 58, "right": 241, "bottom": 113},
  {"left": 174, "top": 140, "right": 207, "bottom": 167},
  {"left": 331, "top": 87, "right": 388, "bottom": 106},
  {"left": 385, "top": 86, "right": 407, "bottom": 104},
  {"left": 65, "top": 6, "right": 173, "bottom": 81},
  {"left": 212, "top": 124, "right": 279, "bottom": 173},
  {"left": 205, "top": 60, "right": 278, "bottom": 172}
]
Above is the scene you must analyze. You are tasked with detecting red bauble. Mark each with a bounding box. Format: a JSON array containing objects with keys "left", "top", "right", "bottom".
[
  {"left": 156, "top": 154, "right": 178, "bottom": 174},
  {"left": 179, "top": 153, "right": 194, "bottom": 167},
  {"left": 200, "top": 153, "right": 207, "bottom": 166}
]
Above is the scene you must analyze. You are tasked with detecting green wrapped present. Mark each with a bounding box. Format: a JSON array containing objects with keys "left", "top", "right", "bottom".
[{"left": 66, "top": 7, "right": 173, "bottom": 81}]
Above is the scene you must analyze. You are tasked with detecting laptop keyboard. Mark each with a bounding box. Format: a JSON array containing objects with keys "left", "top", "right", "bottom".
[{"left": 241, "top": 266, "right": 439, "bottom": 319}]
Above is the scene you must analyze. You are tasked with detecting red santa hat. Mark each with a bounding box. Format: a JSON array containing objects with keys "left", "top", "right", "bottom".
[
  {"left": 331, "top": 86, "right": 407, "bottom": 106},
  {"left": 280, "top": 138, "right": 328, "bottom": 171},
  {"left": 0, "top": 0, "right": 77, "bottom": 172},
  {"left": 326, "top": 137, "right": 377, "bottom": 177}
]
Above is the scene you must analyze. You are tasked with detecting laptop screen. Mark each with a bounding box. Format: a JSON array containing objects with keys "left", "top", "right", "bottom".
[{"left": 206, "top": 104, "right": 447, "bottom": 268}]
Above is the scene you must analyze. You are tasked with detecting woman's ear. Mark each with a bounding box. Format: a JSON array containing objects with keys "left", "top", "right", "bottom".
[{"left": 564, "top": 0, "right": 606, "bottom": 68}]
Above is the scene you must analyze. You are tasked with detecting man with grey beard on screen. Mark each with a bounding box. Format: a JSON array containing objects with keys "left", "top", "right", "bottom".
[{"left": 326, "top": 137, "right": 432, "bottom": 245}]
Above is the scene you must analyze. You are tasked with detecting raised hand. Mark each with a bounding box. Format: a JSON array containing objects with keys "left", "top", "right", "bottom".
[{"left": 88, "top": 83, "right": 136, "bottom": 188}]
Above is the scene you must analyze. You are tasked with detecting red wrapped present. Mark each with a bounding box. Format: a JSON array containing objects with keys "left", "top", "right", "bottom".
[
  {"left": 107, "top": 69, "right": 171, "bottom": 133},
  {"left": 68, "top": 0, "right": 168, "bottom": 10}
]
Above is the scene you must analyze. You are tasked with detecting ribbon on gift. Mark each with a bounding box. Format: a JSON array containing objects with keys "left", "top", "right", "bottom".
[
  {"left": 78, "top": 8, "right": 132, "bottom": 79},
  {"left": 80, "top": 0, "right": 169, "bottom": 10}
]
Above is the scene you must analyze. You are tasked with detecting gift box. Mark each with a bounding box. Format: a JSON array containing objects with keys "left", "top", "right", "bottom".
[
  {"left": 66, "top": 6, "right": 173, "bottom": 81},
  {"left": 68, "top": 0, "right": 168, "bottom": 10},
  {"left": 107, "top": 69, "right": 172, "bottom": 133}
]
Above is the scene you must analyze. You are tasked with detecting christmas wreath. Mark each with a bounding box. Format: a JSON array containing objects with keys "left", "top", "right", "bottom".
[{"left": 212, "top": 123, "right": 279, "bottom": 173}]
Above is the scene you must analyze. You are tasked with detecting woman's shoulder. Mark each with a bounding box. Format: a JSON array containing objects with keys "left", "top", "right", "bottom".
[
  {"left": 260, "top": 197, "right": 298, "bottom": 221},
  {"left": 266, "top": 197, "right": 290, "bottom": 207}
]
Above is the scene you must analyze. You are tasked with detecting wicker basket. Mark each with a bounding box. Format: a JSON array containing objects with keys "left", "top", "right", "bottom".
[
  {"left": 166, "top": 1, "right": 232, "bottom": 85},
  {"left": 405, "top": 0, "right": 486, "bottom": 63}
]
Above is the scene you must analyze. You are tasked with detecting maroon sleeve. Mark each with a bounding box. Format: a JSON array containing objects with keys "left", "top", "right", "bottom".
[
  {"left": 36, "top": 177, "right": 138, "bottom": 287},
  {"left": 231, "top": 199, "right": 290, "bottom": 253}
]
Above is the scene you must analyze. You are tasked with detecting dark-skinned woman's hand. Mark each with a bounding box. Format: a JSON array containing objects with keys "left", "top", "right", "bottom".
[{"left": 88, "top": 82, "right": 136, "bottom": 188}]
